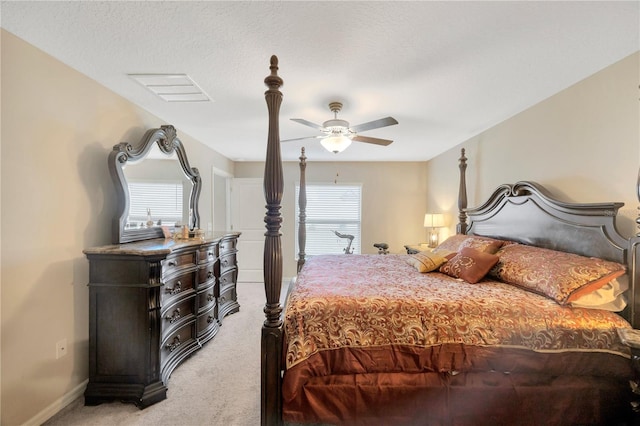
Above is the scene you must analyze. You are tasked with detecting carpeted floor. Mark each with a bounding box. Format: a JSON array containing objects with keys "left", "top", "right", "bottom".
[{"left": 44, "top": 281, "right": 269, "bottom": 426}]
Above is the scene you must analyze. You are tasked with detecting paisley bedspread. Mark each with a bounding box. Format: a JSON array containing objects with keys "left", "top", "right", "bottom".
[
  {"left": 282, "top": 254, "right": 633, "bottom": 424},
  {"left": 284, "top": 254, "right": 631, "bottom": 370}
]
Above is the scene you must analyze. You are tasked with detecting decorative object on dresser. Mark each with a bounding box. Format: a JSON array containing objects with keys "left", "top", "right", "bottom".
[{"left": 84, "top": 126, "right": 240, "bottom": 409}]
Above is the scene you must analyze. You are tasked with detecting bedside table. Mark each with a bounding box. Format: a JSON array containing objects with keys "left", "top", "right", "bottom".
[{"left": 404, "top": 243, "right": 432, "bottom": 254}]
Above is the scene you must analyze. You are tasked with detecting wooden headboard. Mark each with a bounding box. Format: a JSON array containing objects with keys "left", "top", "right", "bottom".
[{"left": 456, "top": 150, "right": 640, "bottom": 328}]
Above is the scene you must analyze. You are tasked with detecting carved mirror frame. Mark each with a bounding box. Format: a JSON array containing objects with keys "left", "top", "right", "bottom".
[{"left": 109, "top": 125, "right": 201, "bottom": 244}]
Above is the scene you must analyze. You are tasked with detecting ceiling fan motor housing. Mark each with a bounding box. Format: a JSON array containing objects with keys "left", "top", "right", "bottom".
[{"left": 323, "top": 118, "right": 350, "bottom": 134}]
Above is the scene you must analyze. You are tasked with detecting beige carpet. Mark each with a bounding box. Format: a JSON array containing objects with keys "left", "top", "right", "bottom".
[{"left": 44, "top": 281, "right": 268, "bottom": 426}]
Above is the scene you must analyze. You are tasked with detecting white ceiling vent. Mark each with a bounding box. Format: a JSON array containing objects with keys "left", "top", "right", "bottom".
[{"left": 128, "top": 74, "right": 211, "bottom": 102}]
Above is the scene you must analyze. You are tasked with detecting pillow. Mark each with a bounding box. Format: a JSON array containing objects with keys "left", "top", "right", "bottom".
[
  {"left": 489, "top": 243, "right": 626, "bottom": 305},
  {"left": 439, "top": 247, "right": 500, "bottom": 283},
  {"left": 406, "top": 250, "right": 449, "bottom": 272},
  {"left": 435, "top": 234, "right": 504, "bottom": 254},
  {"left": 570, "top": 278, "right": 628, "bottom": 312}
]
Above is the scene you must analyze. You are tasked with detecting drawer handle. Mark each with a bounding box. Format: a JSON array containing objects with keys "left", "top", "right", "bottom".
[
  {"left": 220, "top": 296, "right": 226, "bottom": 304},
  {"left": 221, "top": 276, "right": 228, "bottom": 284},
  {"left": 207, "top": 271, "right": 214, "bottom": 279},
  {"left": 207, "top": 315, "right": 215, "bottom": 324},
  {"left": 208, "top": 251, "right": 214, "bottom": 257},
  {"left": 166, "top": 281, "right": 182, "bottom": 295},
  {"left": 165, "top": 308, "right": 181, "bottom": 323},
  {"left": 167, "top": 261, "right": 176, "bottom": 267},
  {"left": 207, "top": 292, "right": 214, "bottom": 302},
  {"left": 166, "top": 336, "right": 181, "bottom": 352},
  {"left": 222, "top": 259, "right": 229, "bottom": 267}
]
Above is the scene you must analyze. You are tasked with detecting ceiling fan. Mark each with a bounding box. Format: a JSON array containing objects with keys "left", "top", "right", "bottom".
[{"left": 282, "top": 102, "right": 398, "bottom": 153}]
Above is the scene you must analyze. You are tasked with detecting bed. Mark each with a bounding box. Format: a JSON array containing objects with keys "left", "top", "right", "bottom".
[{"left": 260, "top": 56, "right": 640, "bottom": 425}]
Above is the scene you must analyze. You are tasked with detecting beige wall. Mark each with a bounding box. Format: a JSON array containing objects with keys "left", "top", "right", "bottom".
[
  {"left": 427, "top": 52, "right": 640, "bottom": 240},
  {"left": 0, "top": 30, "right": 233, "bottom": 425},
  {"left": 234, "top": 161, "right": 429, "bottom": 277}
]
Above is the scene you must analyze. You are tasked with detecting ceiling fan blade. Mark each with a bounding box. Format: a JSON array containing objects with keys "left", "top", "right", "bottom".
[
  {"left": 352, "top": 135, "right": 393, "bottom": 146},
  {"left": 280, "top": 135, "right": 323, "bottom": 143},
  {"left": 291, "top": 118, "right": 325, "bottom": 131},
  {"left": 349, "top": 117, "right": 398, "bottom": 133}
]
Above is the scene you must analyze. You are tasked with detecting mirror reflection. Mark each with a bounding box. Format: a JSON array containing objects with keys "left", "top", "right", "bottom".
[
  {"left": 123, "top": 146, "right": 193, "bottom": 230},
  {"left": 109, "top": 125, "right": 201, "bottom": 244}
]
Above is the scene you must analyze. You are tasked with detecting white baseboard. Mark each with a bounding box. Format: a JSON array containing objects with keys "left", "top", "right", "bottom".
[{"left": 23, "top": 379, "right": 87, "bottom": 426}]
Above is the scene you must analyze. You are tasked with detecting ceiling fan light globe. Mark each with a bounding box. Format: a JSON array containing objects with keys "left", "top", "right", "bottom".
[{"left": 321, "top": 135, "right": 352, "bottom": 154}]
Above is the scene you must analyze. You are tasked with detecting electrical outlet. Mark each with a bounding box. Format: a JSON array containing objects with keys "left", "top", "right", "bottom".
[{"left": 56, "top": 339, "right": 67, "bottom": 359}]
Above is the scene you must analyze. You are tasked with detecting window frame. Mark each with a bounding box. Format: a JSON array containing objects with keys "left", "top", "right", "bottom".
[
  {"left": 126, "top": 179, "right": 185, "bottom": 228},
  {"left": 294, "top": 182, "right": 363, "bottom": 257}
]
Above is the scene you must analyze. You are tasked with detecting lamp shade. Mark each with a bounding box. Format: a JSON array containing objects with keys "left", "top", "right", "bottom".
[
  {"left": 423, "top": 213, "right": 445, "bottom": 228},
  {"left": 320, "top": 135, "right": 352, "bottom": 153}
]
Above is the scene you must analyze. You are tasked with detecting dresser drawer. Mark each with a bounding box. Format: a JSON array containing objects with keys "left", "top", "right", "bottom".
[
  {"left": 197, "top": 305, "right": 218, "bottom": 336},
  {"left": 218, "top": 283, "right": 239, "bottom": 322},
  {"left": 219, "top": 253, "right": 236, "bottom": 273},
  {"left": 162, "top": 271, "right": 195, "bottom": 302},
  {"left": 160, "top": 319, "right": 197, "bottom": 366},
  {"left": 198, "top": 262, "right": 216, "bottom": 285},
  {"left": 219, "top": 268, "right": 237, "bottom": 292},
  {"left": 219, "top": 284, "right": 237, "bottom": 309},
  {"left": 161, "top": 294, "right": 196, "bottom": 332},
  {"left": 197, "top": 283, "right": 216, "bottom": 312},
  {"left": 163, "top": 251, "right": 197, "bottom": 274},
  {"left": 198, "top": 244, "right": 218, "bottom": 264},
  {"left": 219, "top": 238, "right": 237, "bottom": 254}
]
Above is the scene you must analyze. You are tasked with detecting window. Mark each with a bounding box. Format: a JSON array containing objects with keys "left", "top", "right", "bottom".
[
  {"left": 295, "top": 183, "right": 362, "bottom": 256},
  {"left": 127, "top": 180, "right": 184, "bottom": 227}
]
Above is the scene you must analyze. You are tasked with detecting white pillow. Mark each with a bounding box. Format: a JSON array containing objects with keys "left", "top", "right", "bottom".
[{"left": 570, "top": 278, "right": 628, "bottom": 312}]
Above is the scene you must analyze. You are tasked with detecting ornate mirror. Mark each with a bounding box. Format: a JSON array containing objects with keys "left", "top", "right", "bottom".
[{"left": 109, "top": 125, "right": 201, "bottom": 244}]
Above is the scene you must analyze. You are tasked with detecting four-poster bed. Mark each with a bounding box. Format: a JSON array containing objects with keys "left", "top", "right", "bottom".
[{"left": 261, "top": 56, "right": 640, "bottom": 425}]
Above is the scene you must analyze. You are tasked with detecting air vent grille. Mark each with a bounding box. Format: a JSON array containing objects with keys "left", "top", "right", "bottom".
[{"left": 128, "top": 74, "right": 211, "bottom": 102}]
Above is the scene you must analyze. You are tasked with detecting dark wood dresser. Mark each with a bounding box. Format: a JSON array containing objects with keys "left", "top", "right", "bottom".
[{"left": 83, "top": 232, "right": 240, "bottom": 408}]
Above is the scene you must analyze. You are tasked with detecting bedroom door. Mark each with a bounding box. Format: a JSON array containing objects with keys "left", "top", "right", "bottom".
[{"left": 230, "top": 178, "right": 264, "bottom": 282}]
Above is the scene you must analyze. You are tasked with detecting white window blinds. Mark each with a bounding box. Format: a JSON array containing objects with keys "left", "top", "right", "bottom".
[
  {"left": 295, "top": 183, "right": 362, "bottom": 256},
  {"left": 127, "top": 180, "right": 184, "bottom": 227}
]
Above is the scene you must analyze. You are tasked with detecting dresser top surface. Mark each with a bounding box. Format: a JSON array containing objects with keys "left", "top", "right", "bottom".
[{"left": 84, "top": 232, "right": 240, "bottom": 257}]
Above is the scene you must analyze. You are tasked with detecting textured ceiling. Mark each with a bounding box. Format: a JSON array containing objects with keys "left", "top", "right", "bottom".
[{"left": 2, "top": 1, "right": 638, "bottom": 162}]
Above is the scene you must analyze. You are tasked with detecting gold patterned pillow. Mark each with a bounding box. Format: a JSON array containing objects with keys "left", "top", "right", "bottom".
[
  {"left": 489, "top": 243, "right": 626, "bottom": 305},
  {"left": 439, "top": 247, "right": 500, "bottom": 283},
  {"left": 436, "top": 234, "right": 504, "bottom": 254},
  {"left": 406, "top": 250, "right": 449, "bottom": 273}
]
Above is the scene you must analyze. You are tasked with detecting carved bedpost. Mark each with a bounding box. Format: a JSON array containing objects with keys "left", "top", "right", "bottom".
[
  {"left": 297, "top": 148, "right": 307, "bottom": 273},
  {"left": 262, "top": 55, "right": 284, "bottom": 426},
  {"left": 457, "top": 148, "right": 468, "bottom": 234}
]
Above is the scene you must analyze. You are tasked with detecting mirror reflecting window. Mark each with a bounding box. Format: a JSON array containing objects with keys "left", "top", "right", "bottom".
[
  {"left": 109, "top": 125, "right": 201, "bottom": 243},
  {"left": 126, "top": 180, "right": 184, "bottom": 228}
]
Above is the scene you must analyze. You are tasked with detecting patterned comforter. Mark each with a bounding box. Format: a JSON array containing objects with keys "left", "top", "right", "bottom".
[{"left": 284, "top": 254, "right": 631, "bottom": 370}]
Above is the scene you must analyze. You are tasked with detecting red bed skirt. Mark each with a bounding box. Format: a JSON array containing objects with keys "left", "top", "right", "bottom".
[{"left": 283, "top": 345, "right": 632, "bottom": 425}]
